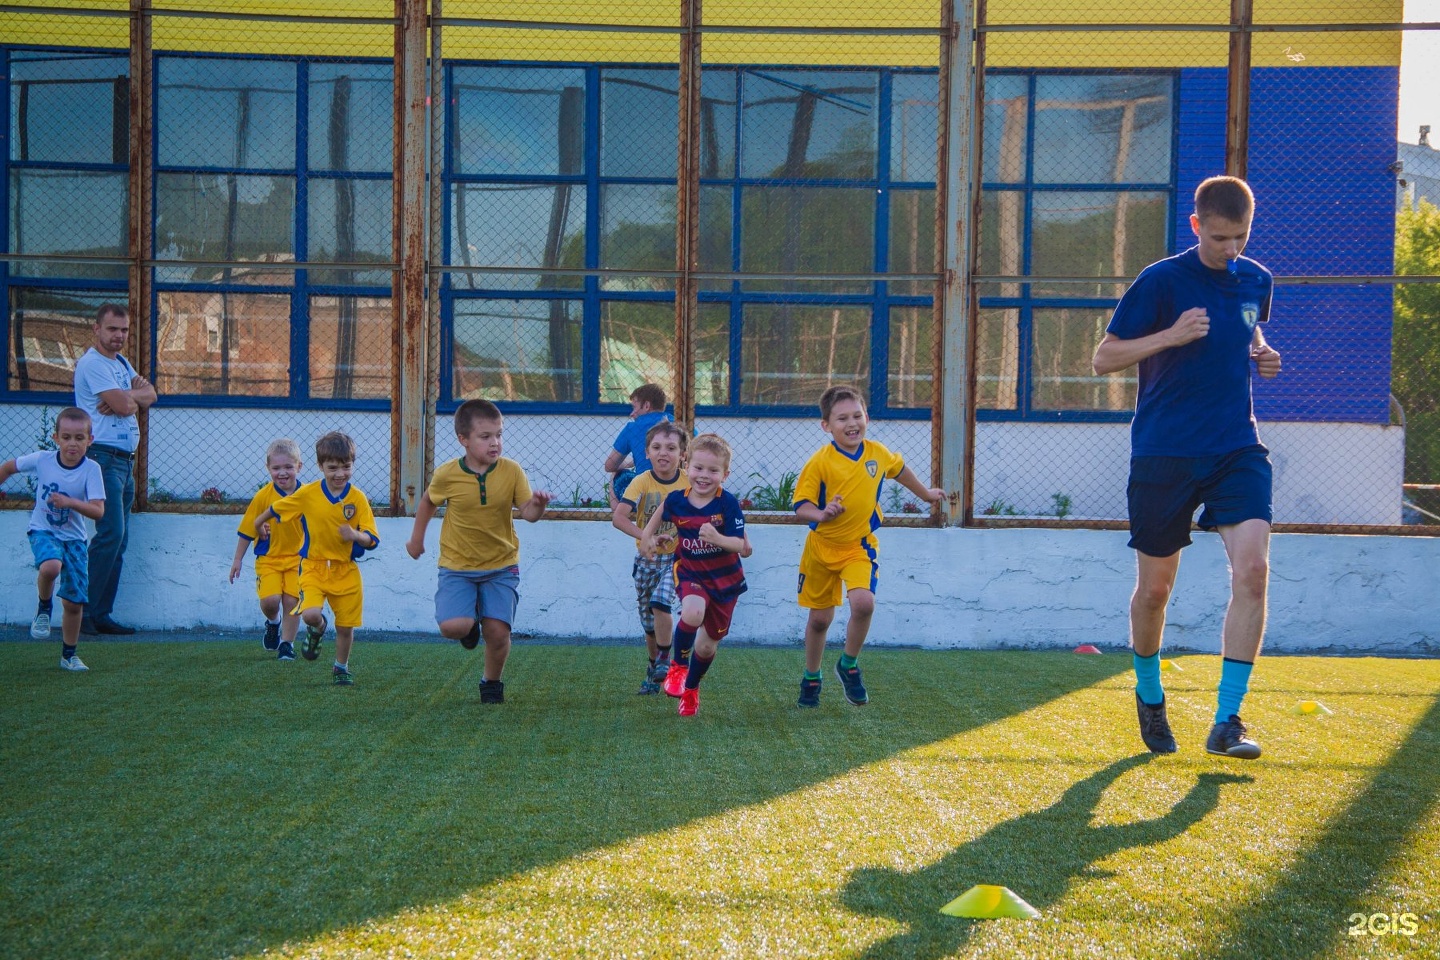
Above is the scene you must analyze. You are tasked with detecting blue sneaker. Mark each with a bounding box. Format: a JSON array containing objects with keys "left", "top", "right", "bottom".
[
  {"left": 797, "top": 677, "right": 821, "bottom": 708},
  {"left": 263, "top": 620, "right": 280, "bottom": 651},
  {"left": 637, "top": 678, "right": 662, "bottom": 695},
  {"left": 834, "top": 660, "right": 868, "bottom": 706},
  {"left": 332, "top": 664, "right": 354, "bottom": 686}
]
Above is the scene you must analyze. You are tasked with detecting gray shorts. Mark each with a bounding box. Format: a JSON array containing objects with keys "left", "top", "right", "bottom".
[
  {"left": 436, "top": 565, "right": 520, "bottom": 626},
  {"left": 632, "top": 553, "right": 677, "bottom": 634}
]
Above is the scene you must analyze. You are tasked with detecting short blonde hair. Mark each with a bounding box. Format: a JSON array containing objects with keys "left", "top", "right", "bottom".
[
  {"left": 266, "top": 437, "right": 302, "bottom": 466},
  {"left": 688, "top": 433, "right": 732, "bottom": 471}
]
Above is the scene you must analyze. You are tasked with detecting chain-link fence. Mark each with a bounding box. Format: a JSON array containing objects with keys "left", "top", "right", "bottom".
[{"left": 2, "top": 1, "right": 1436, "bottom": 534}]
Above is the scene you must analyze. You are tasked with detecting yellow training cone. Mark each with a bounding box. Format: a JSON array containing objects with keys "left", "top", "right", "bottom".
[
  {"left": 939, "top": 884, "right": 1041, "bottom": 919},
  {"left": 1291, "top": 700, "right": 1333, "bottom": 716},
  {"left": 1160, "top": 659, "right": 1182, "bottom": 672}
]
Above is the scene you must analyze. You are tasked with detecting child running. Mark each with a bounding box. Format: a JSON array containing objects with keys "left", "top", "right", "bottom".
[
  {"left": 0, "top": 407, "right": 106, "bottom": 670},
  {"left": 792, "top": 385, "right": 945, "bottom": 708},
  {"left": 406, "top": 399, "right": 552, "bottom": 704},
  {"left": 254, "top": 431, "right": 379, "bottom": 686},
  {"left": 611, "top": 421, "right": 688, "bottom": 693},
  {"left": 229, "top": 438, "right": 304, "bottom": 661},
  {"left": 641, "top": 433, "right": 751, "bottom": 717}
]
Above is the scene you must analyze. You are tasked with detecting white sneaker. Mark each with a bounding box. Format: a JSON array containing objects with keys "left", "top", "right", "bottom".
[
  {"left": 60, "top": 656, "right": 88, "bottom": 672},
  {"left": 31, "top": 612, "right": 52, "bottom": 639}
]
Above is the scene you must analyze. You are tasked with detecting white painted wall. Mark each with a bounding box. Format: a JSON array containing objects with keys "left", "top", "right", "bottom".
[
  {"left": 0, "top": 402, "right": 1408, "bottom": 524},
  {"left": 2, "top": 512, "right": 1434, "bottom": 653}
]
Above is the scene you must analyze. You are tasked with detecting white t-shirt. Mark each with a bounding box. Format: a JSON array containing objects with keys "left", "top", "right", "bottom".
[
  {"left": 15, "top": 451, "right": 106, "bottom": 541},
  {"left": 74, "top": 347, "right": 139, "bottom": 452}
]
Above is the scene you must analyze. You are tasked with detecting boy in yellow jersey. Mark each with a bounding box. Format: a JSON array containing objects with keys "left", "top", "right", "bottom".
[
  {"left": 254, "top": 431, "right": 378, "bottom": 686},
  {"left": 792, "top": 385, "right": 945, "bottom": 707},
  {"left": 611, "top": 420, "right": 688, "bottom": 693},
  {"left": 229, "top": 438, "right": 304, "bottom": 661},
  {"left": 405, "top": 399, "right": 552, "bottom": 704}
]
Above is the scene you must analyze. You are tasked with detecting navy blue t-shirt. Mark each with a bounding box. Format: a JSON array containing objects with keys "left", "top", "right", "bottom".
[
  {"left": 1107, "top": 246, "right": 1272, "bottom": 458},
  {"left": 661, "top": 488, "right": 748, "bottom": 601}
]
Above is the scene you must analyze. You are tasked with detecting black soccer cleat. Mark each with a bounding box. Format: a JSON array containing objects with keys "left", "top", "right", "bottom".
[
  {"left": 302, "top": 615, "right": 327, "bottom": 661},
  {"left": 1135, "top": 692, "right": 1178, "bottom": 754},
  {"left": 1206, "top": 715, "right": 1262, "bottom": 759},
  {"left": 479, "top": 678, "right": 505, "bottom": 704},
  {"left": 460, "top": 619, "right": 481, "bottom": 650},
  {"left": 263, "top": 620, "right": 281, "bottom": 652}
]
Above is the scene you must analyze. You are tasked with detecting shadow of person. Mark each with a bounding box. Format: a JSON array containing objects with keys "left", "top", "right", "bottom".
[{"left": 840, "top": 754, "right": 1255, "bottom": 960}]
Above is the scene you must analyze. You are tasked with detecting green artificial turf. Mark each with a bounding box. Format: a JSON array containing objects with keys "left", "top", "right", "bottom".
[{"left": 2, "top": 642, "right": 1437, "bottom": 959}]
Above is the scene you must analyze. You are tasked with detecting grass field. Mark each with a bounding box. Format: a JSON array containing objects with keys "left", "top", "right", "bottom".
[{"left": 2, "top": 640, "right": 1437, "bottom": 960}]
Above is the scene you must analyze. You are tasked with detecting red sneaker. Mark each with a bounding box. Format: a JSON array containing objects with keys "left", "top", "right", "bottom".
[
  {"left": 678, "top": 688, "right": 699, "bottom": 716},
  {"left": 663, "top": 661, "right": 689, "bottom": 697}
]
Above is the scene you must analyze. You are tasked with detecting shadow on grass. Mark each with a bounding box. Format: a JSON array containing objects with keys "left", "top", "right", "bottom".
[
  {"left": 840, "top": 754, "right": 1254, "bottom": 959},
  {"left": 0, "top": 645, "right": 1130, "bottom": 959},
  {"left": 1205, "top": 692, "right": 1440, "bottom": 960}
]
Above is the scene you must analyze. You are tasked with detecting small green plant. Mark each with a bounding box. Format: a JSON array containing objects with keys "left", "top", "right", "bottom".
[
  {"left": 1052, "top": 492, "right": 1073, "bottom": 519},
  {"left": 886, "top": 484, "right": 905, "bottom": 513},
  {"left": 148, "top": 479, "right": 178, "bottom": 504},
  {"left": 745, "top": 470, "right": 799, "bottom": 511},
  {"left": 983, "top": 498, "right": 1018, "bottom": 516}
]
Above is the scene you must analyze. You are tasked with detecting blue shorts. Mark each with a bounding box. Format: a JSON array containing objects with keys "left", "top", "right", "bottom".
[
  {"left": 1127, "top": 444, "right": 1273, "bottom": 558},
  {"left": 612, "top": 468, "right": 638, "bottom": 502},
  {"left": 29, "top": 531, "right": 90, "bottom": 605},
  {"left": 436, "top": 565, "right": 521, "bottom": 626}
]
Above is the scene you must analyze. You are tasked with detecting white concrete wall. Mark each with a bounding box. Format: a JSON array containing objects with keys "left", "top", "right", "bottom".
[{"left": 2, "top": 512, "right": 1435, "bottom": 653}]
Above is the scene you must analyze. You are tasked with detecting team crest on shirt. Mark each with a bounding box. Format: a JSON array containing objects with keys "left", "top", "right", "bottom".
[
  {"left": 711, "top": 513, "right": 724, "bottom": 526},
  {"left": 865, "top": 460, "right": 878, "bottom": 478},
  {"left": 343, "top": 504, "right": 356, "bottom": 520},
  {"left": 1241, "top": 302, "right": 1260, "bottom": 332}
]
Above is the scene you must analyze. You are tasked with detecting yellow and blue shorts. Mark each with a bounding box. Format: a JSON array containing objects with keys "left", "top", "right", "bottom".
[
  {"left": 797, "top": 533, "right": 879, "bottom": 610},
  {"left": 292, "top": 559, "right": 365, "bottom": 628},
  {"left": 254, "top": 553, "right": 301, "bottom": 601}
]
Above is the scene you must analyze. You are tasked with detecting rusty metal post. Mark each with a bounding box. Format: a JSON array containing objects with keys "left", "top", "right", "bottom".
[
  {"left": 425, "top": 0, "right": 443, "bottom": 491},
  {"left": 939, "top": 0, "right": 979, "bottom": 525},
  {"left": 128, "top": 0, "right": 153, "bottom": 509},
  {"left": 673, "top": 0, "right": 701, "bottom": 431},
  {"left": 1226, "top": 0, "right": 1252, "bottom": 178},
  {"left": 392, "top": 0, "right": 429, "bottom": 515}
]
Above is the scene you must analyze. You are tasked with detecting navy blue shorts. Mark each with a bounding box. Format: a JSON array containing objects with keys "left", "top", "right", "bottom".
[{"left": 1127, "top": 444, "right": 1272, "bottom": 557}]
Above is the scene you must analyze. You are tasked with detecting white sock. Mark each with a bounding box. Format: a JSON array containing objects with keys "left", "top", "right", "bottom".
[{"left": 266, "top": 617, "right": 281, "bottom": 625}]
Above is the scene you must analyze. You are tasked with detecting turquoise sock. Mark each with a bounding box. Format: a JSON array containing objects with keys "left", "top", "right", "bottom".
[
  {"left": 803, "top": 670, "right": 821, "bottom": 681},
  {"left": 838, "top": 653, "right": 857, "bottom": 670},
  {"left": 1215, "top": 657, "right": 1254, "bottom": 722},
  {"left": 1133, "top": 651, "right": 1164, "bottom": 706}
]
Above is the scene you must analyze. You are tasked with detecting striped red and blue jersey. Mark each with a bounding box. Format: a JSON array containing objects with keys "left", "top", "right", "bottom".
[{"left": 661, "top": 488, "right": 748, "bottom": 601}]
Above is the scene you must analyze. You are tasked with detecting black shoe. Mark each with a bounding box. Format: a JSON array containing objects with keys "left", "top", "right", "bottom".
[
  {"left": 276, "top": 640, "right": 296, "bottom": 662},
  {"left": 479, "top": 678, "right": 505, "bottom": 704},
  {"left": 1206, "top": 715, "right": 1262, "bottom": 759},
  {"left": 263, "top": 621, "right": 281, "bottom": 651},
  {"left": 1135, "top": 692, "right": 1177, "bottom": 754},
  {"left": 461, "top": 620, "right": 481, "bottom": 650},
  {"left": 834, "top": 660, "right": 868, "bottom": 706},
  {"left": 94, "top": 618, "right": 136, "bottom": 635},
  {"left": 797, "top": 677, "right": 822, "bottom": 708},
  {"left": 80, "top": 618, "right": 101, "bottom": 636},
  {"left": 302, "top": 616, "right": 327, "bottom": 661}
]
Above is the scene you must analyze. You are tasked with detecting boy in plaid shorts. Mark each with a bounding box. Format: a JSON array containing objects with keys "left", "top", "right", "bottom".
[{"left": 611, "top": 420, "right": 687, "bottom": 693}]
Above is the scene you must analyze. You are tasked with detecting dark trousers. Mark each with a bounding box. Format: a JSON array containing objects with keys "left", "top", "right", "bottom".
[{"left": 87, "top": 445, "right": 135, "bottom": 621}]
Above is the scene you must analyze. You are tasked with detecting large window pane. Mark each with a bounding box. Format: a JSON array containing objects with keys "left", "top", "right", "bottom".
[
  {"left": 452, "top": 298, "right": 582, "bottom": 402},
  {"left": 740, "top": 303, "right": 870, "bottom": 405},
  {"left": 155, "top": 291, "right": 290, "bottom": 397},
  {"left": 740, "top": 186, "right": 873, "bottom": 293},
  {"left": 449, "top": 183, "right": 585, "bottom": 291},
  {"left": 1030, "top": 191, "right": 1168, "bottom": 296},
  {"left": 600, "top": 300, "right": 675, "bottom": 403},
  {"left": 155, "top": 173, "right": 295, "bottom": 283},
  {"left": 1032, "top": 75, "right": 1172, "bottom": 184},
  {"left": 600, "top": 184, "right": 676, "bottom": 288},
  {"left": 741, "top": 70, "right": 877, "bottom": 179},
  {"left": 700, "top": 70, "right": 738, "bottom": 179},
  {"left": 888, "top": 305, "right": 933, "bottom": 409},
  {"left": 698, "top": 186, "right": 733, "bottom": 291},
  {"left": 983, "top": 74, "right": 1028, "bottom": 184},
  {"left": 309, "top": 295, "right": 392, "bottom": 400},
  {"left": 10, "top": 52, "right": 128, "bottom": 165},
  {"left": 308, "top": 177, "right": 392, "bottom": 285},
  {"left": 890, "top": 73, "right": 938, "bottom": 183},
  {"left": 1031, "top": 306, "right": 1135, "bottom": 411},
  {"left": 888, "top": 188, "right": 935, "bottom": 296},
  {"left": 158, "top": 58, "right": 296, "bottom": 170},
  {"left": 976, "top": 307, "right": 1019, "bottom": 411},
  {"left": 695, "top": 301, "right": 730, "bottom": 406},
  {"left": 452, "top": 66, "right": 586, "bottom": 177},
  {"left": 8, "top": 287, "right": 112, "bottom": 392},
  {"left": 979, "top": 189, "right": 1024, "bottom": 297},
  {"left": 601, "top": 68, "right": 678, "bottom": 179},
  {"left": 308, "top": 63, "right": 393, "bottom": 172},
  {"left": 9, "top": 170, "right": 127, "bottom": 280}
]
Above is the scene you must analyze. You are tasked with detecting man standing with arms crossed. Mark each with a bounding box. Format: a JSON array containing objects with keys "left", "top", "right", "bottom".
[
  {"left": 74, "top": 303, "right": 156, "bottom": 635},
  {"left": 1093, "top": 176, "right": 1282, "bottom": 759}
]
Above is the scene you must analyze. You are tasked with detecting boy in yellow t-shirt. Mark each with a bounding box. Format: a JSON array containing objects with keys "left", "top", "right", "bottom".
[
  {"left": 254, "top": 431, "right": 379, "bottom": 686},
  {"left": 229, "top": 438, "right": 305, "bottom": 661},
  {"left": 792, "top": 386, "right": 945, "bottom": 708},
  {"left": 611, "top": 420, "right": 687, "bottom": 694},
  {"left": 406, "top": 399, "right": 552, "bottom": 704}
]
